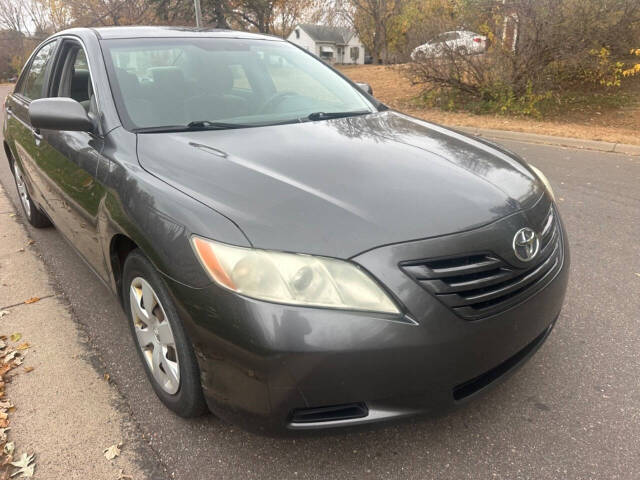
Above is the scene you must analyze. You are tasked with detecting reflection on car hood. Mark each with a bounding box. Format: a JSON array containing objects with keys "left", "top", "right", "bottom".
[{"left": 136, "top": 111, "right": 542, "bottom": 258}]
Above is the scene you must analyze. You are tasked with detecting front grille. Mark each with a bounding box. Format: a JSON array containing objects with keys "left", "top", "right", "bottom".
[{"left": 402, "top": 207, "right": 563, "bottom": 320}]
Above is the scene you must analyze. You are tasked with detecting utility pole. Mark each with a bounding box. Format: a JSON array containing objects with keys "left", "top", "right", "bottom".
[{"left": 194, "top": 0, "right": 203, "bottom": 28}]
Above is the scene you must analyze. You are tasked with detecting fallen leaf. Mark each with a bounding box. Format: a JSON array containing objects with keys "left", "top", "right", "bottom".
[
  {"left": 16, "top": 248, "right": 24, "bottom": 253},
  {"left": 23, "top": 298, "right": 39, "bottom": 305},
  {"left": 16, "top": 343, "right": 29, "bottom": 351},
  {"left": 3, "top": 351, "right": 19, "bottom": 364},
  {"left": 0, "top": 341, "right": 6, "bottom": 350},
  {"left": 0, "top": 428, "right": 10, "bottom": 443},
  {"left": 23, "top": 367, "right": 34, "bottom": 373},
  {"left": 117, "top": 469, "right": 133, "bottom": 480},
  {"left": 0, "top": 310, "right": 9, "bottom": 319},
  {"left": 103, "top": 443, "right": 122, "bottom": 460},
  {"left": 635, "top": 273, "right": 640, "bottom": 278},
  {"left": 4, "top": 442, "right": 14, "bottom": 455},
  {"left": 0, "top": 401, "right": 13, "bottom": 409},
  {"left": 9, "top": 334, "right": 21, "bottom": 342},
  {"left": 103, "top": 373, "right": 110, "bottom": 382},
  {"left": 9, "top": 214, "right": 16, "bottom": 218},
  {"left": 26, "top": 240, "right": 34, "bottom": 246},
  {"left": 10, "top": 452, "right": 35, "bottom": 477}
]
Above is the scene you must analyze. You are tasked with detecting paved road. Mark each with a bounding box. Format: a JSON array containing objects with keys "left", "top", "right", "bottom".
[{"left": 2, "top": 84, "right": 640, "bottom": 479}]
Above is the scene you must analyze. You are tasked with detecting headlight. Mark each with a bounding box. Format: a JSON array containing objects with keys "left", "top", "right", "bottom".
[
  {"left": 530, "top": 164, "right": 555, "bottom": 201},
  {"left": 191, "top": 237, "right": 400, "bottom": 314}
]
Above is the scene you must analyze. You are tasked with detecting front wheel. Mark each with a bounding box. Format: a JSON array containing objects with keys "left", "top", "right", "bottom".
[
  {"left": 12, "top": 161, "right": 51, "bottom": 228},
  {"left": 122, "top": 250, "right": 207, "bottom": 417}
]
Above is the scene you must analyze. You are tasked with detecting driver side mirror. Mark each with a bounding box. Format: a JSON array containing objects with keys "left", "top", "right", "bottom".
[
  {"left": 355, "top": 82, "right": 373, "bottom": 96},
  {"left": 29, "top": 97, "right": 95, "bottom": 132}
]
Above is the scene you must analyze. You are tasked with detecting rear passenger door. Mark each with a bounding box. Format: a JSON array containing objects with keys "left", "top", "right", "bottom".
[
  {"left": 34, "top": 38, "right": 111, "bottom": 280},
  {"left": 5, "top": 40, "right": 59, "bottom": 210}
]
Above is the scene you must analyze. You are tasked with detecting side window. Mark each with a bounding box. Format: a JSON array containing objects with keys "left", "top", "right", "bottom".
[
  {"left": 53, "top": 44, "right": 96, "bottom": 114},
  {"left": 21, "top": 41, "right": 57, "bottom": 101},
  {"left": 69, "top": 49, "right": 92, "bottom": 105}
]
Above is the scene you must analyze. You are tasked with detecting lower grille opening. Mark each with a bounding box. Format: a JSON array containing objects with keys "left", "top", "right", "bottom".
[
  {"left": 290, "top": 402, "right": 368, "bottom": 424},
  {"left": 453, "top": 325, "right": 551, "bottom": 401}
]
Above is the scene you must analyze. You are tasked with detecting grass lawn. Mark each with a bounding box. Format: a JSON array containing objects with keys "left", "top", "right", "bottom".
[{"left": 337, "top": 64, "right": 640, "bottom": 146}]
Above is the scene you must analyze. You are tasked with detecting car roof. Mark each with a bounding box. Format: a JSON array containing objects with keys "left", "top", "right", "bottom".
[{"left": 57, "top": 26, "right": 281, "bottom": 41}]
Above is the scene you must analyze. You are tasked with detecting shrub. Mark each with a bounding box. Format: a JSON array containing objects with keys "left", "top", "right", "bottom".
[{"left": 407, "top": 0, "right": 640, "bottom": 116}]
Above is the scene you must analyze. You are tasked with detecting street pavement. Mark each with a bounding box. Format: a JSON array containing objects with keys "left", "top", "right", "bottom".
[
  {"left": 0, "top": 183, "right": 150, "bottom": 479},
  {"left": 1, "top": 84, "right": 640, "bottom": 479}
]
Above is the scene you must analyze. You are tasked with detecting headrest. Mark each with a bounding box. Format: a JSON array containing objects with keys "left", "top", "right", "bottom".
[
  {"left": 71, "top": 69, "right": 90, "bottom": 102},
  {"left": 150, "top": 67, "right": 185, "bottom": 91},
  {"left": 114, "top": 68, "right": 140, "bottom": 96},
  {"left": 201, "top": 63, "right": 234, "bottom": 93}
]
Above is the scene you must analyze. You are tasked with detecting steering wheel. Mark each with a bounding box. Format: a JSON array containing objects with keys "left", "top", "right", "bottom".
[{"left": 258, "top": 91, "right": 300, "bottom": 114}]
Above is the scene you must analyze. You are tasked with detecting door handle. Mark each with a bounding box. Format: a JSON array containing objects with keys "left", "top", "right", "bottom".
[
  {"left": 32, "top": 129, "right": 43, "bottom": 146},
  {"left": 5, "top": 106, "right": 12, "bottom": 117}
]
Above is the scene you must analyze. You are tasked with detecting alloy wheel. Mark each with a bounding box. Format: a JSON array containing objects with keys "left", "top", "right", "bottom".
[{"left": 129, "top": 276, "right": 180, "bottom": 394}]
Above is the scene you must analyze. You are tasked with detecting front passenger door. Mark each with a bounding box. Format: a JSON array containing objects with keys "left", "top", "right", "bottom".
[{"left": 34, "top": 40, "right": 111, "bottom": 281}]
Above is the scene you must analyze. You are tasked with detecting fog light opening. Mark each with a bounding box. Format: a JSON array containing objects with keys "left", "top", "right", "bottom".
[{"left": 289, "top": 402, "right": 369, "bottom": 424}]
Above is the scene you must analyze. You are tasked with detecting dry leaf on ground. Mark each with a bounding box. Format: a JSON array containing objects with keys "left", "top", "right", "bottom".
[
  {"left": 103, "top": 443, "right": 122, "bottom": 460},
  {"left": 22, "top": 367, "right": 33, "bottom": 374},
  {"left": 8, "top": 334, "right": 20, "bottom": 343},
  {"left": 22, "top": 298, "right": 39, "bottom": 305},
  {"left": 15, "top": 344, "right": 29, "bottom": 352},
  {"left": 0, "top": 311, "right": 9, "bottom": 319},
  {"left": 117, "top": 469, "right": 133, "bottom": 480},
  {"left": 10, "top": 452, "right": 35, "bottom": 477}
]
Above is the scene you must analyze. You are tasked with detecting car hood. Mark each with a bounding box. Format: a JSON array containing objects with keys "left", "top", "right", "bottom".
[{"left": 136, "top": 111, "right": 542, "bottom": 258}]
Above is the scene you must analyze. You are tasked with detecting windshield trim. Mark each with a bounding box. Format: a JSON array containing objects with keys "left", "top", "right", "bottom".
[{"left": 100, "top": 37, "right": 381, "bottom": 134}]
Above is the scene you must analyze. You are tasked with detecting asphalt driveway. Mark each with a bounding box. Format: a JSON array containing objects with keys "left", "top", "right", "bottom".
[{"left": 1, "top": 84, "right": 639, "bottom": 479}]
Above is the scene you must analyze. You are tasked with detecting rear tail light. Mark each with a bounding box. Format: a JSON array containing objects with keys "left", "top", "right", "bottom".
[{"left": 473, "top": 37, "right": 482, "bottom": 43}]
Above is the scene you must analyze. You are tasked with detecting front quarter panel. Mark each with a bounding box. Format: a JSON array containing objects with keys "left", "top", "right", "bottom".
[{"left": 100, "top": 127, "right": 251, "bottom": 291}]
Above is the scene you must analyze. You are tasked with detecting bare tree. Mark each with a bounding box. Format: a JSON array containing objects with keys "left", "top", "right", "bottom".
[
  {"left": 0, "top": 0, "right": 26, "bottom": 32},
  {"left": 337, "top": 0, "right": 404, "bottom": 64}
]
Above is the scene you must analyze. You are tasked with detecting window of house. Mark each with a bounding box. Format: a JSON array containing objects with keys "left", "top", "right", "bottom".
[
  {"left": 350, "top": 47, "right": 360, "bottom": 60},
  {"left": 20, "top": 41, "right": 57, "bottom": 100},
  {"left": 295, "top": 29, "right": 300, "bottom": 39}
]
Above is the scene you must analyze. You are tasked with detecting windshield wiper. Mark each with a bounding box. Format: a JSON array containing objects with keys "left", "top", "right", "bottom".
[
  {"left": 303, "top": 110, "right": 372, "bottom": 122},
  {"left": 134, "top": 120, "right": 256, "bottom": 133}
]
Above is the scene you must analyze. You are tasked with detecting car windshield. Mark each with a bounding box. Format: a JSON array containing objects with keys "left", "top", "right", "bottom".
[{"left": 101, "top": 37, "right": 375, "bottom": 131}]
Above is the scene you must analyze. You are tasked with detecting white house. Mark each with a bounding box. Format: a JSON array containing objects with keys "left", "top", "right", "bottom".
[{"left": 287, "top": 24, "right": 365, "bottom": 65}]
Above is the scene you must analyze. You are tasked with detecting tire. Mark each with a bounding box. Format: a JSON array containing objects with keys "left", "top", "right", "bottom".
[
  {"left": 11, "top": 160, "right": 51, "bottom": 228},
  {"left": 122, "top": 249, "right": 207, "bottom": 417}
]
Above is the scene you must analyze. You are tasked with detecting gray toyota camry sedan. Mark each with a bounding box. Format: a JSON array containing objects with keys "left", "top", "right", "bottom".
[{"left": 2, "top": 26, "right": 568, "bottom": 434}]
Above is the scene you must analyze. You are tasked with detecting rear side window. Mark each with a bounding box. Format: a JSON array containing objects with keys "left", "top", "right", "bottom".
[{"left": 20, "top": 41, "right": 57, "bottom": 100}]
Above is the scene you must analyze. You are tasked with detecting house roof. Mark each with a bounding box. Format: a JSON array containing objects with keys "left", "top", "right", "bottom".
[{"left": 298, "top": 24, "right": 355, "bottom": 44}]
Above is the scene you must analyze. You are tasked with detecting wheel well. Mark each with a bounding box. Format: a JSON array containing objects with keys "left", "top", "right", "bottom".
[{"left": 110, "top": 234, "right": 139, "bottom": 302}]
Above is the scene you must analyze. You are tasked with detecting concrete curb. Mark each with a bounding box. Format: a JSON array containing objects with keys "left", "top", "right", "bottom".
[{"left": 456, "top": 126, "right": 640, "bottom": 156}]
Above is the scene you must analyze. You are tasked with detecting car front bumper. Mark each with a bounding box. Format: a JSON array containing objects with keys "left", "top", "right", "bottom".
[{"left": 164, "top": 201, "right": 570, "bottom": 434}]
